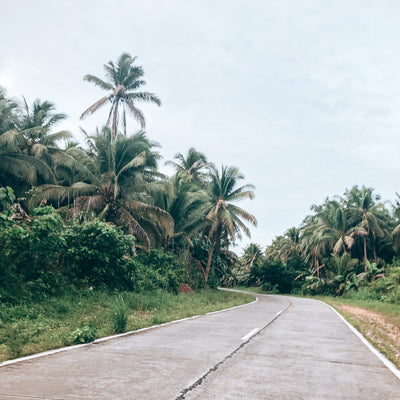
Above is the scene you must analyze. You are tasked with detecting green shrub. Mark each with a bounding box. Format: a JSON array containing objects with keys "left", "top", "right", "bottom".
[
  {"left": 62, "top": 220, "right": 134, "bottom": 289},
  {"left": 130, "top": 249, "right": 188, "bottom": 293},
  {"left": 250, "top": 259, "right": 297, "bottom": 293},
  {"left": 0, "top": 186, "right": 15, "bottom": 214},
  {"left": 69, "top": 325, "right": 97, "bottom": 344},
  {"left": 0, "top": 205, "right": 66, "bottom": 301}
]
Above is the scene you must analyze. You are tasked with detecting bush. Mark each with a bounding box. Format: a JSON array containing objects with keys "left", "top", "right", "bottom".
[
  {"left": 128, "top": 249, "right": 188, "bottom": 294},
  {"left": 250, "top": 259, "right": 297, "bottom": 293},
  {"left": 0, "top": 205, "right": 66, "bottom": 301},
  {"left": 69, "top": 325, "right": 97, "bottom": 344},
  {"left": 62, "top": 220, "right": 134, "bottom": 289}
]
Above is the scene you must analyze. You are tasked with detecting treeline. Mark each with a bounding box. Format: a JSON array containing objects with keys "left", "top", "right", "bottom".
[
  {"left": 236, "top": 186, "right": 400, "bottom": 302},
  {"left": 0, "top": 53, "right": 257, "bottom": 301}
]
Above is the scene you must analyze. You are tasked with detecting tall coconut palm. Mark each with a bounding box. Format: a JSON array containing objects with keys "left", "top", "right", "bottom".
[
  {"left": 201, "top": 165, "right": 257, "bottom": 282},
  {"left": 80, "top": 53, "right": 161, "bottom": 141},
  {"left": 343, "top": 186, "right": 389, "bottom": 271}
]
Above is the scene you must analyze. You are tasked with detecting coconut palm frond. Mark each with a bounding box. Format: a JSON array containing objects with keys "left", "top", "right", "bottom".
[
  {"left": 116, "top": 206, "right": 150, "bottom": 249},
  {"left": 125, "top": 101, "right": 146, "bottom": 128},
  {"left": 80, "top": 95, "right": 111, "bottom": 119},
  {"left": 83, "top": 74, "right": 114, "bottom": 90}
]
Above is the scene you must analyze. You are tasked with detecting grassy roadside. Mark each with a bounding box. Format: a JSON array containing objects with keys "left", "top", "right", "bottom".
[
  {"left": 315, "top": 296, "right": 400, "bottom": 370},
  {"left": 0, "top": 289, "right": 254, "bottom": 363}
]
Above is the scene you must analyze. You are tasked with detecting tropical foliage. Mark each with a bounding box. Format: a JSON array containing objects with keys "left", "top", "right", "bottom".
[
  {"left": 80, "top": 53, "right": 161, "bottom": 140},
  {"left": 241, "top": 185, "right": 400, "bottom": 300},
  {"left": 0, "top": 53, "right": 258, "bottom": 300}
]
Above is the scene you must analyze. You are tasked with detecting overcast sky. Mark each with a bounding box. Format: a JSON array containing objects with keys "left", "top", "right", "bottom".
[{"left": 2, "top": 0, "right": 400, "bottom": 252}]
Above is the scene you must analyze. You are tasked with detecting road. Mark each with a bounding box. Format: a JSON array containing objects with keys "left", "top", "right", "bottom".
[{"left": 1, "top": 292, "right": 399, "bottom": 399}]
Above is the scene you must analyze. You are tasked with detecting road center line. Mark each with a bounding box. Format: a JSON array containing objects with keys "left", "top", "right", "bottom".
[
  {"left": 175, "top": 297, "right": 293, "bottom": 400},
  {"left": 241, "top": 328, "right": 260, "bottom": 341}
]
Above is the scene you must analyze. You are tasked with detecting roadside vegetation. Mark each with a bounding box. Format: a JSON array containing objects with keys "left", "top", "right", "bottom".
[
  {"left": 0, "top": 53, "right": 256, "bottom": 362},
  {"left": 2, "top": 51, "right": 400, "bottom": 365},
  {"left": 232, "top": 187, "right": 400, "bottom": 303},
  {"left": 0, "top": 289, "right": 253, "bottom": 362}
]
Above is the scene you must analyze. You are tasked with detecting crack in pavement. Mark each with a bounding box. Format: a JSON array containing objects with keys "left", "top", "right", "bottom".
[{"left": 174, "top": 299, "right": 293, "bottom": 400}]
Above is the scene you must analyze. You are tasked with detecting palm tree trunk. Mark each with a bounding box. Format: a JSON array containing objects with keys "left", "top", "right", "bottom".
[
  {"left": 205, "top": 242, "right": 215, "bottom": 282},
  {"left": 373, "top": 232, "right": 377, "bottom": 262},
  {"left": 363, "top": 236, "right": 368, "bottom": 272},
  {"left": 111, "top": 100, "right": 119, "bottom": 141}
]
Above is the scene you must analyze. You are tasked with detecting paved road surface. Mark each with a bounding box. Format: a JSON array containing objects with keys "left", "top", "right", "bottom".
[{"left": 1, "top": 293, "right": 399, "bottom": 399}]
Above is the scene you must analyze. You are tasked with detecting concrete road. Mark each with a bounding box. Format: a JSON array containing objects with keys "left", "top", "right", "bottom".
[{"left": 1, "top": 293, "right": 399, "bottom": 399}]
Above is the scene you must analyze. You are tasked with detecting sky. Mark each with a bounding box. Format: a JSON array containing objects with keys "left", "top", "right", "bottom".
[{"left": 2, "top": 0, "right": 400, "bottom": 252}]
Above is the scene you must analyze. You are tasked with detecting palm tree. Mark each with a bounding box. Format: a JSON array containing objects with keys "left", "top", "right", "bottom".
[
  {"left": 166, "top": 147, "right": 212, "bottom": 185},
  {"left": 18, "top": 98, "right": 70, "bottom": 157},
  {"left": 0, "top": 128, "right": 56, "bottom": 196},
  {"left": 241, "top": 243, "right": 264, "bottom": 271},
  {"left": 30, "top": 129, "right": 172, "bottom": 249},
  {"left": 152, "top": 173, "right": 209, "bottom": 248},
  {"left": 0, "top": 88, "right": 19, "bottom": 134},
  {"left": 266, "top": 227, "right": 302, "bottom": 263},
  {"left": 327, "top": 252, "right": 359, "bottom": 294},
  {"left": 343, "top": 186, "right": 389, "bottom": 271},
  {"left": 304, "top": 200, "right": 360, "bottom": 256},
  {"left": 202, "top": 165, "right": 257, "bottom": 282},
  {"left": 80, "top": 53, "right": 161, "bottom": 141}
]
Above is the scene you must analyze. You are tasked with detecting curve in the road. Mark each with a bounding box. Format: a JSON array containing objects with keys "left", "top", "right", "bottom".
[{"left": 175, "top": 294, "right": 293, "bottom": 400}]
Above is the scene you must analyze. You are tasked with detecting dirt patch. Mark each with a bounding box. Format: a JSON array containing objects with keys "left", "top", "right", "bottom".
[
  {"left": 179, "top": 283, "right": 194, "bottom": 293},
  {"left": 337, "top": 304, "right": 400, "bottom": 368}
]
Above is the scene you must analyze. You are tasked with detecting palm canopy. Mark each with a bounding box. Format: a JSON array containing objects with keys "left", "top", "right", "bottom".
[
  {"left": 0, "top": 88, "right": 19, "bottom": 134},
  {"left": 152, "top": 173, "right": 210, "bottom": 248},
  {"left": 241, "top": 243, "right": 264, "bottom": 270},
  {"left": 80, "top": 53, "right": 161, "bottom": 141},
  {"left": 206, "top": 165, "right": 257, "bottom": 244},
  {"left": 30, "top": 128, "right": 172, "bottom": 249},
  {"left": 18, "top": 98, "right": 71, "bottom": 158},
  {"left": 0, "top": 129, "right": 56, "bottom": 194},
  {"left": 20, "top": 98, "right": 67, "bottom": 131},
  {"left": 166, "top": 147, "right": 212, "bottom": 185},
  {"left": 0, "top": 92, "right": 72, "bottom": 195},
  {"left": 265, "top": 227, "right": 301, "bottom": 263},
  {"left": 302, "top": 200, "right": 358, "bottom": 256},
  {"left": 342, "top": 185, "right": 390, "bottom": 269}
]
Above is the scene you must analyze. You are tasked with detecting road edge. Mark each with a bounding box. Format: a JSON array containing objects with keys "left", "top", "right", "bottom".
[
  {"left": 319, "top": 300, "right": 400, "bottom": 381},
  {"left": 0, "top": 293, "right": 257, "bottom": 368}
]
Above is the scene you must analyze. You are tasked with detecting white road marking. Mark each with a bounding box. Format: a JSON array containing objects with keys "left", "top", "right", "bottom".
[
  {"left": 321, "top": 301, "right": 400, "bottom": 381},
  {"left": 241, "top": 328, "right": 260, "bottom": 341}
]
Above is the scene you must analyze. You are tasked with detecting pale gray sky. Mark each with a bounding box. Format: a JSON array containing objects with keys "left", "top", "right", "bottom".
[{"left": 2, "top": 0, "right": 400, "bottom": 251}]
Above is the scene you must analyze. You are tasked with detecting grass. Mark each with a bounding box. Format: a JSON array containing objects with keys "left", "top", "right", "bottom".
[{"left": 0, "top": 289, "right": 254, "bottom": 363}]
